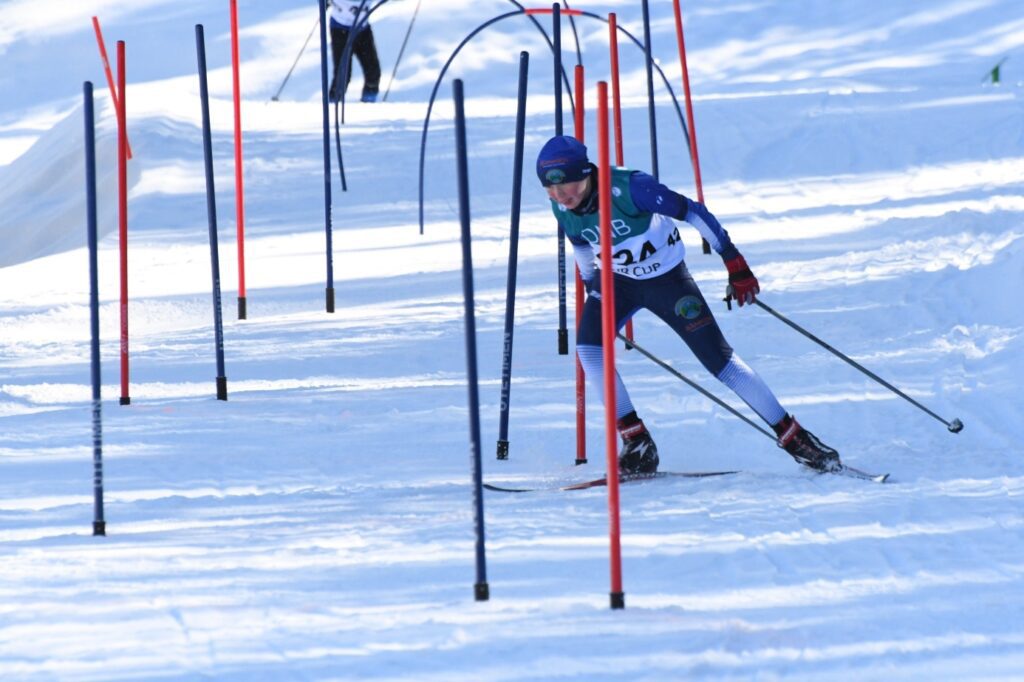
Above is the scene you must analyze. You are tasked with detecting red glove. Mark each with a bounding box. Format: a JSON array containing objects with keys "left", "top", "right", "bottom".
[{"left": 724, "top": 254, "right": 760, "bottom": 307}]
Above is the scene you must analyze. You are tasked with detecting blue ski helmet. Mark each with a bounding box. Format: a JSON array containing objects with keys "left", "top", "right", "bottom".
[{"left": 536, "top": 135, "right": 592, "bottom": 187}]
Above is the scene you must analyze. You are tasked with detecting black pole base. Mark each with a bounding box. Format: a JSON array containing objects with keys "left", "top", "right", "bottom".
[
  {"left": 119, "top": 396, "right": 130, "bottom": 406},
  {"left": 474, "top": 582, "right": 490, "bottom": 601},
  {"left": 610, "top": 591, "right": 625, "bottom": 610},
  {"left": 216, "top": 376, "right": 228, "bottom": 401},
  {"left": 238, "top": 296, "right": 247, "bottom": 320},
  {"left": 557, "top": 328, "right": 569, "bottom": 355},
  {"left": 623, "top": 337, "right": 634, "bottom": 352},
  {"left": 326, "top": 287, "right": 335, "bottom": 313},
  {"left": 93, "top": 520, "right": 106, "bottom": 536},
  {"left": 496, "top": 439, "right": 509, "bottom": 460},
  {"left": 701, "top": 238, "right": 711, "bottom": 254},
  {"left": 575, "top": 457, "right": 587, "bottom": 466}
]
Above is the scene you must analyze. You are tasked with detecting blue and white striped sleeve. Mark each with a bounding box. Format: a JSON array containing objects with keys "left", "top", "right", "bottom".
[
  {"left": 553, "top": 204, "right": 597, "bottom": 282},
  {"left": 628, "top": 171, "right": 688, "bottom": 218},
  {"left": 629, "top": 171, "right": 739, "bottom": 259},
  {"left": 571, "top": 242, "right": 596, "bottom": 283},
  {"left": 680, "top": 197, "right": 739, "bottom": 260}
]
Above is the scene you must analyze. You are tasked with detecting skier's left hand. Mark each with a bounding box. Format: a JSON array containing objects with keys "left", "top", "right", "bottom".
[{"left": 725, "top": 254, "right": 760, "bottom": 306}]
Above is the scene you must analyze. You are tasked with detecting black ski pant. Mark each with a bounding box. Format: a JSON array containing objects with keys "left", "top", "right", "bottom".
[{"left": 330, "top": 25, "right": 381, "bottom": 98}]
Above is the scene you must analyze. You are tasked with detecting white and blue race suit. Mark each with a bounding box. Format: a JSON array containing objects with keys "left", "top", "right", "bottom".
[{"left": 550, "top": 166, "right": 788, "bottom": 427}]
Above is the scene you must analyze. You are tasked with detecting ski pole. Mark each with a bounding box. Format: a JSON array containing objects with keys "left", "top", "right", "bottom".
[
  {"left": 616, "top": 333, "right": 776, "bottom": 441},
  {"left": 752, "top": 298, "right": 964, "bottom": 433},
  {"left": 382, "top": 0, "right": 422, "bottom": 102},
  {"left": 271, "top": 16, "right": 319, "bottom": 101}
]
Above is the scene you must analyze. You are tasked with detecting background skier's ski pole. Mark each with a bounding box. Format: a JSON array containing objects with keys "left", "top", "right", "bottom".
[
  {"left": 271, "top": 17, "right": 318, "bottom": 101},
  {"left": 753, "top": 299, "right": 964, "bottom": 433},
  {"left": 382, "top": 0, "right": 422, "bottom": 102}
]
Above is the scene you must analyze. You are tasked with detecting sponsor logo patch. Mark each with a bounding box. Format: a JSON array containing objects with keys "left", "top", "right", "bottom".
[
  {"left": 545, "top": 168, "right": 567, "bottom": 185},
  {"left": 674, "top": 295, "right": 702, "bottom": 320}
]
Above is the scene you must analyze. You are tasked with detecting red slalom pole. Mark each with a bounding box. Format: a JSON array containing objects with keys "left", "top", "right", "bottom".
[
  {"left": 117, "top": 40, "right": 130, "bottom": 406},
  {"left": 608, "top": 13, "right": 635, "bottom": 348},
  {"left": 573, "top": 64, "right": 587, "bottom": 466},
  {"left": 91, "top": 17, "right": 132, "bottom": 160},
  {"left": 597, "top": 81, "right": 625, "bottom": 610},
  {"left": 573, "top": 65, "right": 585, "bottom": 135},
  {"left": 229, "top": 0, "right": 248, "bottom": 320},
  {"left": 608, "top": 14, "right": 625, "bottom": 166},
  {"left": 672, "top": 0, "right": 711, "bottom": 254}
]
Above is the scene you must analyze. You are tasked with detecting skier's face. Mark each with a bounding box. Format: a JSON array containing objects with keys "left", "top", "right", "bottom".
[{"left": 546, "top": 177, "right": 590, "bottom": 209}]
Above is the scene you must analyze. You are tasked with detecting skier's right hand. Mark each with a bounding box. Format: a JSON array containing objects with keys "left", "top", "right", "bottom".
[{"left": 724, "top": 254, "right": 760, "bottom": 306}]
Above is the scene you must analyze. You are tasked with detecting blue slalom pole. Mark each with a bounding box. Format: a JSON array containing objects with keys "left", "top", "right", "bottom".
[
  {"left": 553, "top": 5, "right": 564, "bottom": 137},
  {"left": 415, "top": 7, "right": 692, "bottom": 238},
  {"left": 337, "top": 0, "right": 370, "bottom": 124},
  {"left": 84, "top": 81, "right": 106, "bottom": 537},
  {"left": 640, "top": 0, "right": 660, "bottom": 179},
  {"left": 561, "top": 0, "right": 583, "bottom": 65},
  {"left": 317, "top": 0, "right": 336, "bottom": 312},
  {"left": 333, "top": 0, "right": 369, "bottom": 189},
  {"left": 453, "top": 78, "right": 489, "bottom": 602},
  {"left": 333, "top": 104, "right": 348, "bottom": 192},
  {"left": 552, "top": 4, "right": 569, "bottom": 356},
  {"left": 496, "top": 51, "right": 530, "bottom": 461},
  {"left": 196, "top": 24, "right": 229, "bottom": 401},
  {"left": 416, "top": 8, "right": 577, "bottom": 236}
]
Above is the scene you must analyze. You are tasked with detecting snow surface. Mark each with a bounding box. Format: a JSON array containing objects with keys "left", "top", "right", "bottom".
[{"left": 1, "top": 0, "right": 1023, "bottom": 680}]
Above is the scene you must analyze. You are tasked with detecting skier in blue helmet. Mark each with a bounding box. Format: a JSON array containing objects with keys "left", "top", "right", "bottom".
[{"left": 537, "top": 135, "right": 841, "bottom": 475}]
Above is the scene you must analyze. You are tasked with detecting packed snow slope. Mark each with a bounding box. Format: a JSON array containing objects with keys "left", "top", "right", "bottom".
[{"left": 1, "top": 1, "right": 1023, "bottom": 680}]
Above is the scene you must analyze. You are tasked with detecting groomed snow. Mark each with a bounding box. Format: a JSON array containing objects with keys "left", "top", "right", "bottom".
[{"left": 1, "top": 1, "right": 1023, "bottom": 680}]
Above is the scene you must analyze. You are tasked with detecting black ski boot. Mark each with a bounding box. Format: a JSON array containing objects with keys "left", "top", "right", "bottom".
[
  {"left": 774, "top": 414, "right": 841, "bottom": 472},
  {"left": 617, "top": 412, "right": 659, "bottom": 474}
]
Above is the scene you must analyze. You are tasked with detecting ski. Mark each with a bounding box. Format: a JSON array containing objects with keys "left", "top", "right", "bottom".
[
  {"left": 483, "top": 470, "right": 739, "bottom": 493},
  {"left": 483, "top": 464, "right": 889, "bottom": 492},
  {"left": 827, "top": 464, "right": 890, "bottom": 483}
]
